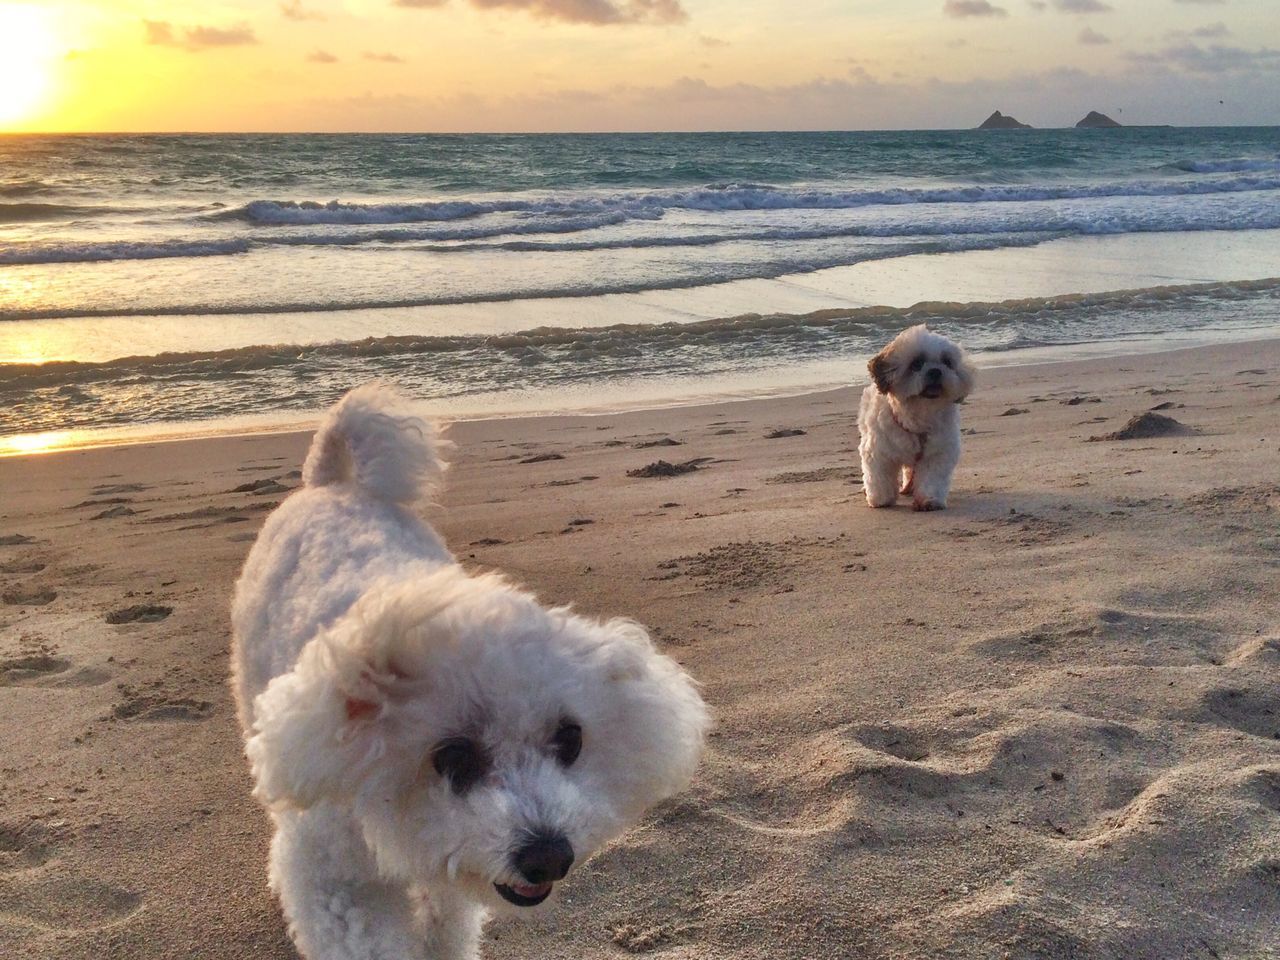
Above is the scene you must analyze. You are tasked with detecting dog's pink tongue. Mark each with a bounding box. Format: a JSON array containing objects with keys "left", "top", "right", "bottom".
[{"left": 512, "top": 881, "right": 552, "bottom": 898}]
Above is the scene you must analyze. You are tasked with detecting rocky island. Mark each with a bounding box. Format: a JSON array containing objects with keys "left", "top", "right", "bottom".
[
  {"left": 1076, "top": 110, "right": 1122, "bottom": 128},
  {"left": 978, "top": 110, "right": 1032, "bottom": 129}
]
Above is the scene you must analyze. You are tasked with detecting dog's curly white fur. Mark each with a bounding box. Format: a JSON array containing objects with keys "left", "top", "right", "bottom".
[
  {"left": 857, "top": 324, "right": 977, "bottom": 511},
  {"left": 231, "top": 384, "right": 709, "bottom": 960}
]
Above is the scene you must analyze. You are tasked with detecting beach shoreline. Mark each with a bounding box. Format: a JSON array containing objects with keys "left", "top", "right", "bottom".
[
  {"left": 6, "top": 326, "right": 1280, "bottom": 458},
  {"left": 1, "top": 337, "right": 1278, "bottom": 959}
]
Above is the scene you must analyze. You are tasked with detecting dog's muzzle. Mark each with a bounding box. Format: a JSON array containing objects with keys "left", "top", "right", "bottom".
[
  {"left": 494, "top": 832, "right": 574, "bottom": 907},
  {"left": 920, "top": 367, "right": 944, "bottom": 399}
]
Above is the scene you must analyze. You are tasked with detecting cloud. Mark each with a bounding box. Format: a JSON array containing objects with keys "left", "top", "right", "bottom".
[
  {"left": 699, "top": 34, "right": 729, "bottom": 48},
  {"left": 284, "top": 60, "right": 1280, "bottom": 132},
  {"left": 1053, "top": 0, "right": 1111, "bottom": 11},
  {"left": 363, "top": 51, "right": 408, "bottom": 62},
  {"left": 307, "top": 50, "right": 339, "bottom": 63},
  {"left": 1191, "top": 21, "right": 1230, "bottom": 37},
  {"left": 144, "top": 20, "right": 258, "bottom": 50},
  {"left": 395, "top": 0, "right": 688, "bottom": 25},
  {"left": 143, "top": 20, "right": 175, "bottom": 45},
  {"left": 1168, "top": 21, "right": 1230, "bottom": 39},
  {"left": 1027, "top": 0, "right": 1047, "bottom": 8},
  {"left": 185, "top": 25, "right": 259, "bottom": 47},
  {"left": 281, "top": 0, "right": 325, "bottom": 20},
  {"left": 1126, "top": 42, "right": 1279, "bottom": 73},
  {"left": 1078, "top": 26, "right": 1109, "bottom": 44},
  {"left": 1172, "top": 0, "right": 1226, "bottom": 4},
  {"left": 943, "top": 0, "right": 1008, "bottom": 17}
]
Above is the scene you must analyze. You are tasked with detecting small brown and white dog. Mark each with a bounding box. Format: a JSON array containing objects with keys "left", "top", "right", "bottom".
[{"left": 857, "top": 324, "right": 977, "bottom": 511}]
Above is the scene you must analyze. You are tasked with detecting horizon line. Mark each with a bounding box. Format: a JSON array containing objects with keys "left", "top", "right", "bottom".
[{"left": 2, "top": 122, "right": 1276, "bottom": 137}]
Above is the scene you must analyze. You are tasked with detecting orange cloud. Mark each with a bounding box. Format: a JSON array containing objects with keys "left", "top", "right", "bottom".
[
  {"left": 394, "top": 0, "right": 686, "bottom": 25},
  {"left": 144, "top": 20, "right": 258, "bottom": 51}
]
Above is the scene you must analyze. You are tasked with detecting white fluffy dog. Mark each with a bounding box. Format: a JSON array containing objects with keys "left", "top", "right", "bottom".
[
  {"left": 231, "top": 385, "right": 709, "bottom": 960},
  {"left": 857, "top": 324, "right": 977, "bottom": 511}
]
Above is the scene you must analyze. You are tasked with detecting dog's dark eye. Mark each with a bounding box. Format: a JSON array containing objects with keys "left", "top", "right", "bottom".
[
  {"left": 432, "top": 738, "right": 487, "bottom": 794},
  {"left": 909, "top": 355, "right": 925, "bottom": 373},
  {"left": 942, "top": 355, "right": 955, "bottom": 369},
  {"left": 552, "top": 720, "right": 582, "bottom": 767}
]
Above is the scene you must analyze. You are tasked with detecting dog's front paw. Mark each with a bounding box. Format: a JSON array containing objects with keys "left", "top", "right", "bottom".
[{"left": 912, "top": 496, "right": 945, "bottom": 512}]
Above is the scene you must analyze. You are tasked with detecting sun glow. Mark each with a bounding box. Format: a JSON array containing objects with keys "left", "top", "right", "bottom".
[{"left": 0, "top": 4, "right": 60, "bottom": 127}]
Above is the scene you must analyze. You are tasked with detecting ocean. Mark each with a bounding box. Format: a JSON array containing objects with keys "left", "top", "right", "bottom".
[{"left": 2, "top": 128, "right": 1279, "bottom": 451}]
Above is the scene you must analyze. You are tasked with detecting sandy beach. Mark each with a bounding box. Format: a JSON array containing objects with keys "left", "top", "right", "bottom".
[{"left": 2, "top": 339, "right": 1278, "bottom": 960}]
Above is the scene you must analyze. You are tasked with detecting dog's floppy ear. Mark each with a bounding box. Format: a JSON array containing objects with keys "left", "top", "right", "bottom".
[
  {"left": 590, "top": 619, "right": 710, "bottom": 820},
  {"left": 245, "top": 627, "right": 402, "bottom": 810},
  {"left": 868, "top": 349, "right": 895, "bottom": 395},
  {"left": 951, "top": 346, "right": 978, "bottom": 404}
]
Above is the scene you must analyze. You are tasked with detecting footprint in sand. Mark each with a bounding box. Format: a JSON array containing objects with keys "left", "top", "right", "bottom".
[
  {"left": 0, "top": 821, "right": 142, "bottom": 933},
  {"left": 105, "top": 604, "right": 172, "bottom": 625},
  {"left": 90, "top": 505, "right": 139, "bottom": 520},
  {"left": 851, "top": 723, "right": 932, "bottom": 762},
  {"left": 766, "top": 466, "right": 861, "bottom": 485},
  {"left": 111, "top": 692, "right": 212, "bottom": 722},
  {"left": 1, "top": 587, "right": 57, "bottom": 607},
  {"left": 1199, "top": 687, "right": 1280, "bottom": 740},
  {"left": 1224, "top": 635, "right": 1280, "bottom": 666},
  {"left": 1249, "top": 770, "right": 1280, "bottom": 813},
  {"left": 0, "top": 653, "right": 71, "bottom": 685},
  {"left": 146, "top": 505, "right": 261, "bottom": 529},
  {"left": 0, "top": 821, "right": 56, "bottom": 873},
  {"left": 91, "top": 483, "right": 147, "bottom": 496},
  {"left": 0, "top": 534, "right": 35, "bottom": 546},
  {"left": 0, "top": 873, "right": 142, "bottom": 933},
  {"left": 230, "top": 478, "right": 293, "bottom": 495},
  {"left": 0, "top": 560, "right": 45, "bottom": 574}
]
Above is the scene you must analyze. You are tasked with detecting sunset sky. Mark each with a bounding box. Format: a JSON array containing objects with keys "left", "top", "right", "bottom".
[{"left": 2, "top": 0, "right": 1278, "bottom": 132}]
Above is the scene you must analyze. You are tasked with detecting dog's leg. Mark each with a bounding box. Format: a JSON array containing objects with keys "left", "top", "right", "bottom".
[
  {"left": 270, "top": 806, "right": 430, "bottom": 960},
  {"left": 415, "top": 885, "right": 485, "bottom": 960},
  {"left": 909, "top": 445, "right": 958, "bottom": 512},
  {"left": 899, "top": 465, "right": 915, "bottom": 497},
  {"left": 860, "top": 451, "right": 900, "bottom": 508}
]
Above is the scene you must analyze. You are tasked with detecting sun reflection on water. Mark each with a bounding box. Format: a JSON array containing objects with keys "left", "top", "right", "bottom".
[{"left": 0, "top": 430, "right": 79, "bottom": 456}]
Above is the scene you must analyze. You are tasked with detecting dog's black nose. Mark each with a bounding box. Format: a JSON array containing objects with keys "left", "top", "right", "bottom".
[
  {"left": 925, "top": 367, "right": 943, "bottom": 382},
  {"left": 514, "top": 832, "right": 575, "bottom": 885}
]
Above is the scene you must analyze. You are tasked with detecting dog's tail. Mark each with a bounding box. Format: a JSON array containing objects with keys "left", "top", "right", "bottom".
[{"left": 302, "top": 384, "right": 448, "bottom": 505}]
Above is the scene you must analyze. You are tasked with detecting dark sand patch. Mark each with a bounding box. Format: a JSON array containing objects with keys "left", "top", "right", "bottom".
[
  {"left": 767, "top": 466, "right": 861, "bottom": 485},
  {"left": 627, "top": 459, "right": 706, "bottom": 479},
  {"left": 91, "top": 505, "right": 139, "bottom": 520},
  {"left": 71, "top": 497, "right": 133, "bottom": 509},
  {"left": 634, "top": 438, "right": 683, "bottom": 449},
  {"left": 92, "top": 483, "right": 147, "bottom": 495},
  {"left": 105, "top": 604, "right": 172, "bottom": 625},
  {"left": 1090, "top": 413, "right": 1197, "bottom": 442},
  {"left": 231, "top": 478, "right": 292, "bottom": 495}
]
